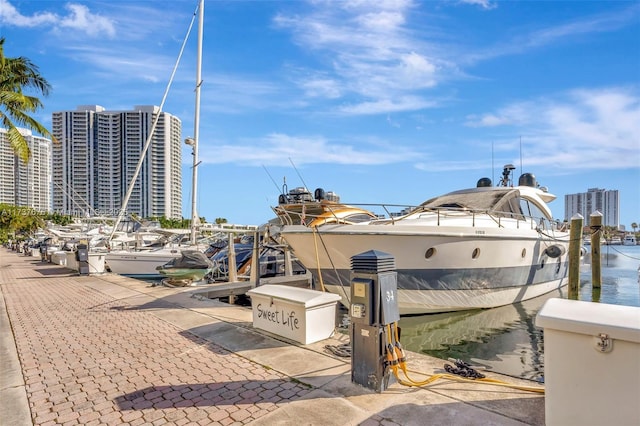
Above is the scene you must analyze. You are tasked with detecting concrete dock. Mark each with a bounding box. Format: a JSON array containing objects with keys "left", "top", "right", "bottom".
[{"left": 1, "top": 249, "right": 544, "bottom": 425}]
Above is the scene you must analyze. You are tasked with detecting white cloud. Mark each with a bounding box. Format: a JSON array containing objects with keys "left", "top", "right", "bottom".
[
  {"left": 198, "top": 133, "right": 419, "bottom": 166},
  {"left": 465, "top": 103, "right": 529, "bottom": 127},
  {"left": 339, "top": 96, "right": 437, "bottom": 115},
  {"left": 466, "top": 87, "right": 640, "bottom": 171},
  {"left": 273, "top": 1, "right": 638, "bottom": 119},
  {"left": 458, "top": 0, "right": 497, "bottom": 10},
  {"left": 58, "top": 4, "right": 115, "bottom": 37},
  {"left": 274, "top": 1, "right": 444, "bottom": 115},
  {"left": 0, "top": 0, "right": 116, "bottom": 37},
  {"left": 355, "top": 10, "right": 406, "bottom": 31},
  {"left": 61, "top": 45, "right": 171, "bottom": 83},
  {"left": 464, "top": 5, "right": 639, "bottom": 64},
  {"left": 300, "top": 77, "right": 342, "bottom": 99}
]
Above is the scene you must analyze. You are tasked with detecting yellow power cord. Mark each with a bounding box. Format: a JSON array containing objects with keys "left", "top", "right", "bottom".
[{"left": 385, "top": 323, "right": 545, "bottom": 394}]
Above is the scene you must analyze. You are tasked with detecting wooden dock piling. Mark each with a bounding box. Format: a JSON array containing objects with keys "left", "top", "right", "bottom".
[
  {"left": 568, "top": 214, "right": 583, "bottom": 300},
  {"left": 590, "top": 211, "right": 603, "bottom": 289}
]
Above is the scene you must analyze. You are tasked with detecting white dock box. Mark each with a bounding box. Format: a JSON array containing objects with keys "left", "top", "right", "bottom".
[
  {"left": 247, "top": 285, "right": 341, "bottom": 345},
  {"left": 536, "top": 298, "right": 640, "bottom": 426}
]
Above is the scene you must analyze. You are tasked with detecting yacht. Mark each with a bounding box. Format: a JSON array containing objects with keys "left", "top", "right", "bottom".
[
  {"left": 278, "top": 166, "right": 570, "bottom": 315},
  {"left": 623, "top": 233, "right": 637, "bottom": 246}
]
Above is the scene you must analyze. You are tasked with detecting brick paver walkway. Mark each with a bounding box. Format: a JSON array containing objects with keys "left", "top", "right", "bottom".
[{"left": 1, "top": 255, "right": 311, "bottom": 425}]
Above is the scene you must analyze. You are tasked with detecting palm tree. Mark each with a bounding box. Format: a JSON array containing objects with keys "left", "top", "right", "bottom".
[
  {"left": 0, "top": 37, "right": 54, "bottom": 163},
  {"left": 632, "top": 222, "right": 638, "bottom": 233}
]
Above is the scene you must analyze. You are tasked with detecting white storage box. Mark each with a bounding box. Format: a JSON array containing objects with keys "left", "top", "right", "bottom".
[
  {"left": 536, "top": 298, "right": 640, "bottom": 426},
  {"left": 247, "top": 285, "right": 341, "bottom": 344},
  {"left": 65, "top": 251, "right": 78, "bottom": 271},
  {"left": 88, "top": 252, "right": 106, "bottom": 274},
  {"left": 51, "top": 251, "right": 67, "bottom": 266}
]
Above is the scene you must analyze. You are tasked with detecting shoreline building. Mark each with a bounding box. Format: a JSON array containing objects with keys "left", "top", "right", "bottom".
[
  {"left": 565, "top": 188, "right": 619, "bottom": 228},
  {"left": 0, "top": 128, "right": 51, "bottom": 212},
  {"left": 52, "top": 105, "right": 182, "bottom": 219}
]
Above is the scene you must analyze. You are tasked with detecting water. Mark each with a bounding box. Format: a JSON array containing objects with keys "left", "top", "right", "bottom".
[
  {"left": 397, "top": 245, "right": 640, "bottom": 382},
  {"left": 141, "top": 245, "right": 639, "bottom": 382}
]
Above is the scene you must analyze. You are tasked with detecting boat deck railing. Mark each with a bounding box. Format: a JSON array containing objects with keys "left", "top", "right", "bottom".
[{"left": 274, "top": 203, "right": 567, "bottom": 233}]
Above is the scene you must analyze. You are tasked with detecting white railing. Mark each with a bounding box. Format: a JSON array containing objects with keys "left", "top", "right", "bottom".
[{"left": 273, "top": 202, "right": 565, "bottom": 233}]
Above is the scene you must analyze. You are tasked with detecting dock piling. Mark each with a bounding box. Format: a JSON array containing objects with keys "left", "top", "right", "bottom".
[
  {"left": 568, "top": 214, "right": 583, "bottom": 300},
  {"left": 590, "top": 211, "right": 603, "bottom": 289}
]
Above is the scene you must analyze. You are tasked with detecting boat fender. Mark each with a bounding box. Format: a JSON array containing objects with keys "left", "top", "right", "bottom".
[{"left": 544, "top": 244, "right": 565, "bottom": 258}]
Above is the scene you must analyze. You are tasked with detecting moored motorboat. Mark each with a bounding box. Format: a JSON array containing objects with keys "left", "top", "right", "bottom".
[
  {"left": 105, "top": 247, "right": 183, "bottom": 278},
  {"left": 156, "top": 250, "right": 213, "bottom": 285},
  {"left": 278, "top": 166, "right": 571, "bottom": 315},
  {"left": 105, "top": 230, "right": 209, "bottom": 278},
  {"left": 622, "top": 233, "right": 637, "bottom": 246},
  {"left": 273, "top": 185, "right": 378, "bottom": 227},
  {"left": 609, "top": 236, "right": 623, "bottom": 245}
]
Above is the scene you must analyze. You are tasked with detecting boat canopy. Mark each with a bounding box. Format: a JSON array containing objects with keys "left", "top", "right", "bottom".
[
  {"left": 163, "top": 250, "right": 212, "bottom": 269},
  {"left": 419, "top": 187, "right": 552, "bottom": 221},
  {"left": 421, "top": 188, "right": 512, "bottom": 211}
]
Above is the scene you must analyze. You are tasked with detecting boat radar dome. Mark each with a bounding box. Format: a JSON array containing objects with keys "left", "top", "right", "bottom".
[
  {"left": 477, "top": 177, "right": 492, "bottom": 187},
  {"left": 518, "top": 173, "right": 537, "bottom": 187},
  {"left": 314, "top": 188, "right": 326, "bottom": 201}
]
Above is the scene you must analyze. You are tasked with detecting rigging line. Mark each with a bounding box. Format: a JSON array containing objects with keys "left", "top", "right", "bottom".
[
  {"left": 537, "top": 228, "right": 576, "bottom": 243},
  {"left": 262, "top": 165, "right": 281, "bottom": 193},
  {"left": 605, "top": 244, "right": 640, "bottom": 261},
  {"left": 289, "top": 157, "right": 310, "bottom": 191},
  {"left": 109, "top": 2, "right": 199, "bottom": 241},
  {"left": 62, "top": 179, "right": 100, "bottom": 218},
  {"left": 314, "top": 227, "right": 352, "bottom": 305},
  {"left": 52, "top": 181, "right": 96, "bottom": 218},
  {"left": 312, "top": 228, "right": 325, "bottom": 292}
]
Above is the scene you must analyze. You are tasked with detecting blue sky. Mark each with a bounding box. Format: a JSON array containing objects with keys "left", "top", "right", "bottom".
[{"left": 2, "top": 0, "right": 639, "bottom": 228}]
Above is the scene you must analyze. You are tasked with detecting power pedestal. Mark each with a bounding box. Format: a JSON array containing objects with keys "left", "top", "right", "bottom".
[{"left": 350, "top": 250, "right": 400, "bottom": 393}]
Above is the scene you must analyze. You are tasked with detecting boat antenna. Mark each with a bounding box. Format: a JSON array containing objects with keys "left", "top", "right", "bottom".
[
  {"left": 262, "top": 165, "right": 281, "bottom": 193},
  {"left": 519, "top": 135, "right": 523, "bottom": 176},
  {"left": 491, "top": 141, "right": 495, "bottom": 185},
  {"left": 289, "top": 157, "right": 310, "bottom": 191}
]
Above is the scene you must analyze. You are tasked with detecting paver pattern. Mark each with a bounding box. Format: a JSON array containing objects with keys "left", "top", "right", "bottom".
[{"left": 1, "top": 256, "right": 311, "bottom": 425}]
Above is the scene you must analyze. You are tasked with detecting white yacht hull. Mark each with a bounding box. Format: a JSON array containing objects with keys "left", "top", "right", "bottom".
[
  {"left": 281, "top": 224, "right": 570, "bottom": 315},
  {"left": 105, "top": 250, "right": 181, "bottom": 278}
]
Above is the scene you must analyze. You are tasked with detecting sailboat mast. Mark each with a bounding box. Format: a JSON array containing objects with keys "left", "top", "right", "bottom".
[
  {"left": 108, "top": 2, "right": 200, "bottom": 242},
  {"left": 190, "top": 0, "right": 204, "bottom": 245}
]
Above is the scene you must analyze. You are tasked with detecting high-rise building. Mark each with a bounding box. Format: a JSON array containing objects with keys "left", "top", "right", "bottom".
[
  {"left": 52, "top": 105, "right": 182, "bottom": 218},
  {"left": 565, "top": 188, "right": 619, "bottom": 228},
  {"left": 0, "top": 128, "right": 51, "bottom": 212}
]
